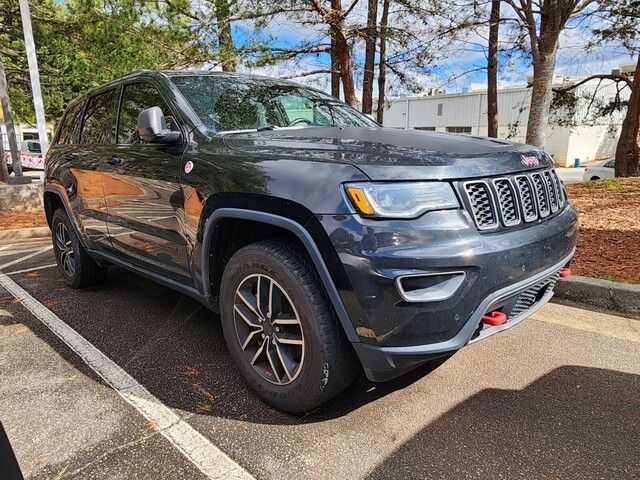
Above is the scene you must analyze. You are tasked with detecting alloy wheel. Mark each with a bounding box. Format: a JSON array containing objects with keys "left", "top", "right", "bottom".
[
  {"left": 233, "top": 274, "right": 304, "bottom": 385},
  {"left": 55, "top": 222, "right": 76, "bottom": 277}
]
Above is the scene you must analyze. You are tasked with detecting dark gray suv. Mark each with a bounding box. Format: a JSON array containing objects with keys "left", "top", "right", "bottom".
[{"left": 44, "top": 70, "right": 578, "bottom": 412}]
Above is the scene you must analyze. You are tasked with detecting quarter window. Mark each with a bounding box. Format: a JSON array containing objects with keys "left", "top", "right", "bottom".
[
  {"left": 56, "top": 99, "right": 84, "bottom": 145},
  {"left": 118, "top": 82, "right": 176, "bottom": 144},
  {"left": 80, "top": 89, "right": 117, "bottom": 144}
]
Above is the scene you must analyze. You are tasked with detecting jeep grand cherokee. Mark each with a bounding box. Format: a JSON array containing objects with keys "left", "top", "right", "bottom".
[{"left": 44, "top": 71, "right": 578, "bottom": 412}]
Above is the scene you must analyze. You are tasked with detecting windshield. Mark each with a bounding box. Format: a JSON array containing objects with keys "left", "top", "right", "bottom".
[
  {"left": 170, "top": 75, "right": 379, "bottom": 132},
  {"left": 25, "top": 141, "right": 41, "bottom": 153}
]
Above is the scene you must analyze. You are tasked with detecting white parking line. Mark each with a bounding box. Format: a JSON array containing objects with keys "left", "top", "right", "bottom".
[
  {"left": 7, "top": 263, "right": 58, "bottom": 275},
  {"left": 0, "top": 246, "right": 52, "bottom": 270},
  {"left": 0, "top": 268, "right": 254, "bottom": 480}
]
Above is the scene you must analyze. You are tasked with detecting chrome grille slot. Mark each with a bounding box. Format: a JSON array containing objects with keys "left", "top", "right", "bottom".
[
  {"left": 464, "top": 181, "right": 497, "bottom": 230},
  {"left": 551, "top": 169, "right": 565, "bottom": 207},
  {"left": 515, "top": 175, "right": 537, "bottom": 222},
  {"left": 543, "top": 170, "right": 559, "bottom": 213},
  {"left": 493, "top": 178, "right": 520, "bottom": 226},
  {"left": 531, "top": 172, "right": 550, "bottom": 217}
]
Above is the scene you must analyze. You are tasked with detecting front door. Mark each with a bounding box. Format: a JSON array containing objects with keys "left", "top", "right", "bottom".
[{"left": 101, "top": 80, "right": 191, "bottom": 283}]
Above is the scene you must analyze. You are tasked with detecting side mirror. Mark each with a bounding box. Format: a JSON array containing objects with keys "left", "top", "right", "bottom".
[{"left": 137, "top": 106, "right": 182, "bottom": 144}]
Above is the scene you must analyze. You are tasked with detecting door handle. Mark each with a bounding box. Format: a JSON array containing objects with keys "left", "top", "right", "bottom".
[{"left": 107, "top": 157, "right": 122, "bottom": 166}]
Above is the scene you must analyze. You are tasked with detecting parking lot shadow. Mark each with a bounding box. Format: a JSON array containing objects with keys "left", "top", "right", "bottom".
[{"left": 366, "top": 365, "right": 640, "bottom": 479}]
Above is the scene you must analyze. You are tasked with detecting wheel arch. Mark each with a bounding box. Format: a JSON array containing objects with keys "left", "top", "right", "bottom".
[
  {"left": 43, "top": 185, "right": 91, "bottom": 251},
  {"left": 200, "top": 208, "right": 360, "bottom": 344}
]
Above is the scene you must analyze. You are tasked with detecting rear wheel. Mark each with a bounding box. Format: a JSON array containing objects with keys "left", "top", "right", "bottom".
[
  {"left": 51, "top": 209, "right": 108, "bottom": 288},
  {"left": 219, "top": 239, "right": 358, "bottom": 413},
  {"left": 590, "top": 176, "right": 600, "bottom": 180}
]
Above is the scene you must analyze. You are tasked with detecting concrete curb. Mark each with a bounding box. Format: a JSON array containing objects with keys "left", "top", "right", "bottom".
[
  {"left": 0, "top": 227, "right": 50, "bottom": 241},
  {"left": 553, "top": 275, "right": 640, "bottom": 316},
  {"left": 0, "top": 183, "right": 44, "bottom": 212}
]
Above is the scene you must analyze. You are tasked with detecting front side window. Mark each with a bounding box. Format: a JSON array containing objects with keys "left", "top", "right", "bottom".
[
  {"left": 170, "top": 75, "right": 378, "bottom": 132},
  {"left": 81, "top": 89, "right": 117, "bottom": 144},
  {"left": 118, "top": 82, "right": 176, "bottom": 144}
]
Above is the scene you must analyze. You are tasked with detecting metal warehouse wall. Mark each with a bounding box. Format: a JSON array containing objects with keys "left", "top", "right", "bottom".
[{"left": 383, "top": 79, "right": 628, "bottom": 166}]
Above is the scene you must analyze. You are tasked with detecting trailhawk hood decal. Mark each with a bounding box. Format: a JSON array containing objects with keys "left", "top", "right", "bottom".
[{"left": 222, "top": 126, "right": 552, "bottom": 180}]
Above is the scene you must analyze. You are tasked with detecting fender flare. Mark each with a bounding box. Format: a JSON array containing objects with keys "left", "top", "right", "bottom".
[
  {"left": 201, "top": 208, "right": 360, "bottom": 344},
  {"left": 43, "top": 185, "right": 88, "bottom": 249}
]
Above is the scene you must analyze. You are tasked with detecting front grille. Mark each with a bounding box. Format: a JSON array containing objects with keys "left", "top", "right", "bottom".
[
  {"left": 463, "top": 168, "right": 565, "bottom": 231},
  {"left": 509, "top": 271, "right": 560, "bottom": 319}
]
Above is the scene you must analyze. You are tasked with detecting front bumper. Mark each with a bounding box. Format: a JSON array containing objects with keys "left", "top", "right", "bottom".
[
  {"left": 352, "top": 252, "right": 570, "bottom": 381},
  {"left": 318, "top": 203, "right": 578, "bottom": 381}
]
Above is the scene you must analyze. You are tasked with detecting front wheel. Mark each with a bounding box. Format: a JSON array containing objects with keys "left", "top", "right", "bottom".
[{"left": 219, "top": 239, "right": 358, "bottom": 413}]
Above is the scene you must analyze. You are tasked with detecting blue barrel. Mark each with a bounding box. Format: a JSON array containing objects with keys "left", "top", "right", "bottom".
[{"left": 574, "top": 158, "right": 581, "bottom": 168}]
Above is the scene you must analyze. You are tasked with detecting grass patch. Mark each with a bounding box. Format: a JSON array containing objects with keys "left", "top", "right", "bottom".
[{"left": 581, "top": 178, "right": 640, "bottom": 193}]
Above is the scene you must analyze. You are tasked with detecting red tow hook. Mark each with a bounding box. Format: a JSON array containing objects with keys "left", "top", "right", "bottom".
[
  {"left": 481, "top": 310, "right": 507, "bottom": 326},
  {"left": 559, "top": 267, "right": 572, "bottom": 278}
]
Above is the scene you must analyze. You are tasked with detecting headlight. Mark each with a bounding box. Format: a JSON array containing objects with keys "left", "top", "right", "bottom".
[{"left": 344, "top": 182, "right": 459, "bottom": 218}]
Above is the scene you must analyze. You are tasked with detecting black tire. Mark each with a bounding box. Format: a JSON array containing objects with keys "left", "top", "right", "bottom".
[
  {"left": 51, "top": 208, "right": 108, "bottom": 288},
  {"left": 219, "top": 239, "right": 358, "bottom": 413},
  {"left": 590, "top": 176, "right": 600, "bottom": 180}
]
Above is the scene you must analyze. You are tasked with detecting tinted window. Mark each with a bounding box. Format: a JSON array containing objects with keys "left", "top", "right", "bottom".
[
  {"left": 25, "top": 141, "right": 41, "bottom": 153},
  {"left": 118, "top": 82, "right": 175, "bottom": 144},
  {"left": 56, "top": 100, "right": 84, "bottom": 145},
  {"left": 81, "top": 89, "right": 117, "bottom": 144},
  {"left": 170, "top": 75, "right": 378, "bottom": 132},
  {"left": 605, "top": 159, "right": 615, "bottom": 168}
]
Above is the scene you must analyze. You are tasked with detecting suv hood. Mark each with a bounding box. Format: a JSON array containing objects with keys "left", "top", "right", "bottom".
[{"left": 222, "top": 126, "right": 553, "bottom": 180}]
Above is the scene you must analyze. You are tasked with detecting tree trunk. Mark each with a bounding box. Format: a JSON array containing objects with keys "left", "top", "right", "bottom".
[
  {"left": 376, "top": 0, "right": 390, "bottom": 123},
  {"left": 215, "top": 0, "right": 236, "bottom": 72},
  {"left": 330, "top": 0, "right": 357, "bottom": 107},
  {"left": 330, "top": 28, "right": 340, "bottom": 98},
  {"left": 361, "top": 0, "right": 378, "bottom": 114},
  {"left": 615, "top": 56, "right": 640, "bottom": 177},
  {"left": 0, "top": 57, "right": 22, "bottom": 178},
  {"left": 525, "top": 50, "right": 557, "bottom": 147},
  {"left": 487, "top": 0, "right": 500, "bottom": 138}
]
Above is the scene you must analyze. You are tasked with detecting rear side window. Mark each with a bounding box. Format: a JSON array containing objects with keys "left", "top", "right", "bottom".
[
  {"left": 55, "top": 100, "right": 84, "bottom": 145},
  {"left": 80, "top": 89, "right": 117, "bottom": 144},
  {"left": 118, "top": 82, "right": 176, "bottom": 144}
]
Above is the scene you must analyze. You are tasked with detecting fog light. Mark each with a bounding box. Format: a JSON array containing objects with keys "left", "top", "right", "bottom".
[{"left": 396, "top": 271, "right": 465, "bottom": 302}]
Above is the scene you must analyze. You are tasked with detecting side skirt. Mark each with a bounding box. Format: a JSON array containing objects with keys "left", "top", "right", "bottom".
[{"left": 88, "top": 249, "right": 213, "bottom": 309}]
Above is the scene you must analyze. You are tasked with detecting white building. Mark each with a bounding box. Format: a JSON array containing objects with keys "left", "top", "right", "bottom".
[{"left": 382, "top": 68, "right": 633, "bottom": 167}]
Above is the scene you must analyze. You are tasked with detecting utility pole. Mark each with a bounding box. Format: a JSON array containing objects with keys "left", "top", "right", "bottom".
[
  {"left": 0, "top": 56, "right": 27, "bottom": 183},
  {"left": 19, "top": 0, "right": 48, "bottom": 157}
]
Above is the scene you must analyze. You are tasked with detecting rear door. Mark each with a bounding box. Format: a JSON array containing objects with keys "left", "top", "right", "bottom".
[
  {"left": 65, "top": 87, "right": 118, "bottom": 250},
  {"left": 102, "top": 79, "right": 191, "bottom": 282}
]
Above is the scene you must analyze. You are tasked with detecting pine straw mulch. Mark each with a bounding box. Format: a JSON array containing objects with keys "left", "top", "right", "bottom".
[
  {"left": 566, "top": 178, "right": 640, "bottom": 284},
  {"left": 0, "top": 209, "right": 47, "bottom": 230}
]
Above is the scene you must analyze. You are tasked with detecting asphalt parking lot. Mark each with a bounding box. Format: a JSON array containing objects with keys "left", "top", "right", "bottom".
[{"left": 0, "top": 236, "right": 639, "bottom": 479}]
